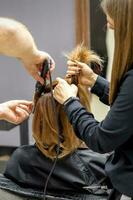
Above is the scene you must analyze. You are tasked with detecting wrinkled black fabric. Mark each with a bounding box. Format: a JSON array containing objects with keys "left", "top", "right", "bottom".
[{"left": 4, "top": 145, "right": 109, "bottom": 199}]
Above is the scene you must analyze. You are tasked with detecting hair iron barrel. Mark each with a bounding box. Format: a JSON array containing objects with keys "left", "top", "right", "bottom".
[{"left": 32, "top": 59, "right": 51, "bottom": 113}]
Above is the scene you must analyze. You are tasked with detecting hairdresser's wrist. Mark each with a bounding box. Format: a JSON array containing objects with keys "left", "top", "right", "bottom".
[
  {"left": 63, "top": 96, "right": 79, "bottom": 106},
  {"left": 89, "top": 73, "right": 98, "bottom": 88},
  {"left": 21, "top": 48, "right": 39, "bottom": 64}
]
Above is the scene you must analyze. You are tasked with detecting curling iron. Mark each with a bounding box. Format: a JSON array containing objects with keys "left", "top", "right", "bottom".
[{"left": 32, "top": 59, "right": 51, "bottom": 113}]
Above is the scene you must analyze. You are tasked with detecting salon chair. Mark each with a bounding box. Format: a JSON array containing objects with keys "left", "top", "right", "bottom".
[
  {"left": 0, "top": 119, "right": 29, "bottom": 145},
  {"left": 0, "top": 120, "right": 29, "bottom": 174}
]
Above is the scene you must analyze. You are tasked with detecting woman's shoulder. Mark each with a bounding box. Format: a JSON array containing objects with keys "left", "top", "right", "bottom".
[
  {"left": 126, "top": 68, "right": 133, "bottom": 75},
  {"left": 121, "top": 68, "right": 133, "bottom": 83},
  {"left": 120, "top": 69, "right": 133, "bottom": 98}
]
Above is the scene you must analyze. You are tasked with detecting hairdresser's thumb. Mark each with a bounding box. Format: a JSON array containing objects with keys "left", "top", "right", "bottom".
[
  {"left": 71, "top": 84, "right": 78, "bottom": 96},
  {"left": 56, "top": 77, "right": 65, "bottom": 83}
]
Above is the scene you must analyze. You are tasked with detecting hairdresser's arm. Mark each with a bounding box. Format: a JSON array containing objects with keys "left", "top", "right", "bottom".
[
  {"left": 54, "top": 73, "right": 133, "bottom": 153},
  {"left": 0, "top": 100, "right": 32, "bottom": 124},
  {"left": 67, "top": 61, "right": 109, "bottom": 105},
  {"left": 91, "top": 76, "right": 109, "bottom": 105},
  {"left": 0, "top": 18, "right": 55, "bottom": 84}
]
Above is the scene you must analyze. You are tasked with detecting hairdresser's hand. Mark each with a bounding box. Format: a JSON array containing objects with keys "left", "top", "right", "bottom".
[
  {"left": 22, "top": 50, "right": 55, "bottom": 84},
  {"left": 66, "top": 61, "right": 98, "bottom": 87},
  {"left": 0, "top": 100, "right": 33, "bottom": 124},
  {"left": 53, "top": 78, "right": 78, "bottom": 104}
]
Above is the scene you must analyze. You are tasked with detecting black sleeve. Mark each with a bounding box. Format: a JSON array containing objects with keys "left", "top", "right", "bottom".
[
  {"left": 63, "top": 72, "right": 133, "bottom": 153},
  {"left": 91, "top": 76, "right": 109, "bottom": 105}
]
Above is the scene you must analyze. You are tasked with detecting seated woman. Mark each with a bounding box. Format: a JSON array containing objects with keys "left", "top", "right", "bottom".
[{"left": 0, "top": 45, "right": 109, "bottom": 200}]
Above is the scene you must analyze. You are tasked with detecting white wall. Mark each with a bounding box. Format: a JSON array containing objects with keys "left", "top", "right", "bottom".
[
  {"left": 91, "top": 28, "right": 114, "bottom": 122},
  {"left": 106, "top": 29, "right": 115, "bottom": 81}
]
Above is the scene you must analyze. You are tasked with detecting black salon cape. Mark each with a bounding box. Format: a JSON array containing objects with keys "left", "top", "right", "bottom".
[
  {"left": 4, "top": 145, "right": 109, "bottom": 199},
  {"left": 63, "top": 70, "right": 133, "bottom": 197}
]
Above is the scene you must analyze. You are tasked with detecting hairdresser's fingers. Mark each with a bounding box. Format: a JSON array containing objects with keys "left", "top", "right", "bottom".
[
  {"left": 67, "top": 61, "right": 81, "bottom": 70},
  {"left": 13, "top": 100, "right": 33, "bottom": 105},
  {"left": 49, "top": 58, "right": 55, "bottom": 72},
  {"left": 43, "top": 58, "right": 55, "bottom": 80},
  {"left": 5, "top": 106, "right": 30, "bottom": 125},
  {"left": 55, "top": 78, "right": 78, "bottom": 93},
  {"left": 67, "top": 60, "right": 78, "bottom": 66},
  {"left": 18, "top": 104, "right": 33, "bottom": 114},
  {"left": 67, "top": 65, "right": 81, "bottom": 71},
  {"left": 54, "top": 78, "right": 68, "bottom": 104},
  {"left": 71, "top": 84, "right": 78, "bottom": 94},
  {"left": 36, "top": 51, "right": 55, "bottom": 70},
  {"left": 32, "top": 73, "right": 44, "bottom": 85},
  {"left": 74, "top": 61, "right": 88, "bottom": 68},
  {"left": 23, "top": 60, "right": 44, "bottom": 85},
  {"left": 66, "top": 71, "right": 79, "bottom": 78},
  {"left": 67, "top": 62, "right": 81, "bottom": 75},
  {"left": 67, "top": 60, "right": 84, "bottom": 69},
  {"left": 14, "top": 107, "right": 30, "bottom": 124},
  {"left": 68, "top": 60, "right": 92, "bottom": 72},
  {"left": 7, "top": 100, "right": 33, "bottom": 110},
  {"left": 54, "top": 78, "right": 78, "bottom": 104},
  {"left": 34, "top": 51, "right": 55, "bottom": 82},
  {"left": 56, "top": 77, "right": 67, "bottom": 84},
  {"left": 71, "top": 61, "right": 94, "bottom": 78},
  {"left": 67, "top": 67, "right": 80, "bottom": 74},
  {"left": 12, "top": 101, "right": 33, "bottom": 114},
  {"left": 55, "top": 78, "right": 70, "bottom": 93},
  {"left": 66, "top": 67, "right": 81, "bottom": 77}
]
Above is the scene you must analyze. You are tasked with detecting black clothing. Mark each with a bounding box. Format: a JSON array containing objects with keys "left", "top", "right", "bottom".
[
  {"left": 108, "top": 189, "right": 125, "bottom": 200},
  {"left": 91, "top": 76, "right": 109, "bottom": 105},
  {"left": 0, "top": 174, "right": 107, "bottom": 200},
  {"left": 63, "top": 70, "right": 133, "bottom": 197},
  {"left": 4, "top": 145, "right": 109, "bottom": 199}
]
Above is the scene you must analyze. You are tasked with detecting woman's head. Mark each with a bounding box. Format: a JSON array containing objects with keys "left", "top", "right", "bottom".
[
  {"left": 32, "top": 45, "right": 102, "bottom": 159},
  {"left": 101, "top": 0, "right": 130, "bottom": 29},
  {"left": 101, "top": 0, "right": 133, "bottom": 104},
  {"left": 32, "top": 93, "right": 83, "bottom": 159}
]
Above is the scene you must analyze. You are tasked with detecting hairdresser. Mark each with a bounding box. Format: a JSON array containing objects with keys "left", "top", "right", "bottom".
[
  {"left": 0, "top": 18, "right": 55, "bottom": 125},
  {"left": 54, "top": 0, "right": 133, "bottom": 199}
]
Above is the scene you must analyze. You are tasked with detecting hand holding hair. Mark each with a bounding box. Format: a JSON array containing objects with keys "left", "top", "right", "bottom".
[
  {"left": 22, "top": 50, "right": 55, "bottom": 84},
  {"left": 53, "top": 77, "right": 78, "bottom": 104},
  {"left": 66, "top": 60, "right": 98, "bottom": 87}
]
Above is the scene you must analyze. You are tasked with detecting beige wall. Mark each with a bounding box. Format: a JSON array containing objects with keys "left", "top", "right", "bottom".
[{"left": 91, "top": 28, "right": 114, "bottom": 121}]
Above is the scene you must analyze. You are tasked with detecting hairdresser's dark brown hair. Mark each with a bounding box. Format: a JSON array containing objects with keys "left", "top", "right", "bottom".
[
  {"left": 32, "top": 45, "right": 102, "bottom": 159},
  {"left": 101, "top": 0, "right": 133, "bottom": 104}
]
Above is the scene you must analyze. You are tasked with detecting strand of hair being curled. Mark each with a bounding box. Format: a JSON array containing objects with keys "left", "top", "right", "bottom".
[
  {"left": 66, "top": 44, "right": 102, "bottom": 67},
  {"left": 32, "top": 45, "right": 102, "bottom": 159},
  {"left": 65, "top": 44, "right": 102, "bottom": 111}
]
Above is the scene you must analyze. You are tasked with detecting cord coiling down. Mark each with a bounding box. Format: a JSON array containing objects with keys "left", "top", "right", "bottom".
[{"left": 43, "top": 67, "right": 61, "bottom": 200}]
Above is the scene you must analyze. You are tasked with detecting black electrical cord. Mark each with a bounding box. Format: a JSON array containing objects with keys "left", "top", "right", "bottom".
[{"left": 43, "top": 69, "right": 61, "bottom": 200}]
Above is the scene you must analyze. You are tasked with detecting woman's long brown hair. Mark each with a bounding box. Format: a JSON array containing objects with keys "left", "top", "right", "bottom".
[
  {"left": 32, "top": 45, "right": 102, "bottom": 159},
  {"left": 101, "top": 0, "right": 133, "bottom": 105}
]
